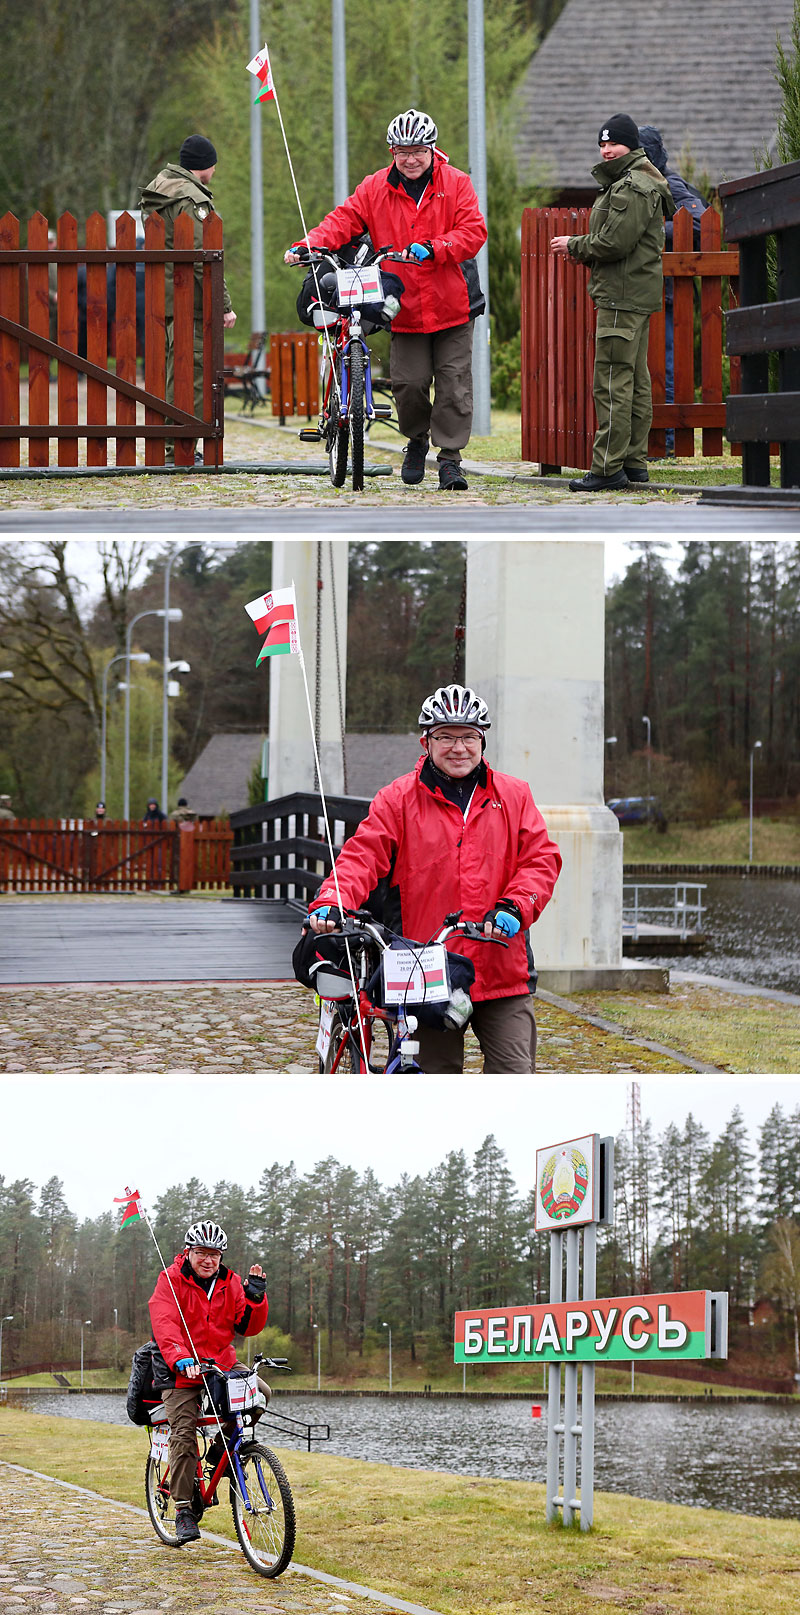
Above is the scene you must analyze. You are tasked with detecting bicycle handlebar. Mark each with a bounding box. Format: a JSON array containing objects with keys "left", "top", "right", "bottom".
[{"left": 310, "top": 907, "right": 508, "bottom": 950}]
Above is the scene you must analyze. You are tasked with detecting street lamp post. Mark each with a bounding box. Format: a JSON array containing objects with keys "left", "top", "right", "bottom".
[
  {"left": 642, "top": 715, "right": 652, "bottom": 797},
  {"left": 125, "top": 608, "right": 182, "bottom": 819},
  {"left": 382, "top": 1322, "right": 392, "bottom": 1392},
  {"left": 749, "top": 741, "right": 763, "bottom": 863},
  {"left": 80, "top": 1319, "right": 92, "bottom": 1389},
  {"left": 0, "top": 1315, "right": 13, "bottom": 1383},
  {"left": 102, "top": 652, "right": 150, "bottom": 805}
]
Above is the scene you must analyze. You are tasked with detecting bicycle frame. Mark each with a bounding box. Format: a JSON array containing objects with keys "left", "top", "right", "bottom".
[{"left": 323, "top": 313, "right": 380, "bottom": 423}]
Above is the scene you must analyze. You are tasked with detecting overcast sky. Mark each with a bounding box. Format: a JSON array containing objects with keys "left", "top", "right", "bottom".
[{"left": 2, "top": 1073, "right": 795, "bottom": 1222}]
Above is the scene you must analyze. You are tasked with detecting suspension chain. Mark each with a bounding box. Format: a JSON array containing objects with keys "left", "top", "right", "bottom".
[{"left": 453, "top": 554, "right": 467, "bottom": 681}]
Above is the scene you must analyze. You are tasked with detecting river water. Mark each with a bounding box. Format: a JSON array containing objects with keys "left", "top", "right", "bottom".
[
  {"left": 18, "top": 1391, "right": 800, "bottom": 1520},
  {"left": 627, "top": 875, "right": 800, "bottom": 994}
]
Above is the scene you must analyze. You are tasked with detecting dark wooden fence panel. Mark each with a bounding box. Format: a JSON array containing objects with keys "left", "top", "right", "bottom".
[
  {"left": 521, "top": 206, "right": 740, "bottom": 471},
  {"left": 721, "top": 157, "right": 800, "bottom": 488},
  {"left": 230, "top": 793, "right": 371, "bottom": 900}
]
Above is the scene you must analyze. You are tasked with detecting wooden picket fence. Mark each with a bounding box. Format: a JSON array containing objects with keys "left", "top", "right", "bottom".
[
  {"left": 0, "top": 819, "right": 233, "bottom": 893},
  {"left": 521, "top": 205, "right": 741, "bottom": 470},
  {"left": 0, "top": 210, "right": 226, "bottom": 468}
]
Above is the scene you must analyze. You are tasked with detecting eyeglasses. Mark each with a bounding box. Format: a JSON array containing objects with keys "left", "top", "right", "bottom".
[
  {"left": 429, "top": 731, "right": 481, "bottom": 749},
  {"left": 392, "top": 146, "right": 430, "bottom": 158}
]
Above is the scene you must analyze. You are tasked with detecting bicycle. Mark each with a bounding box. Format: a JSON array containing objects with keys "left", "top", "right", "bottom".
[
  {"left": 292, "top": 244, "right": 407, "bottom": 492},
  {"left": 144, "top": 1355, "right": 295, "bottom": 1578},
  {"left": 308, "top": 908, "right": 507, "bottom": 1073}
]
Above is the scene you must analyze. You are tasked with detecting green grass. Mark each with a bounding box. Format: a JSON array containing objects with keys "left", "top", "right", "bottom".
[
  {"left": 569, "top": 979, "right": 800, "bottom": 1075},
  {"left": 2, "top": 1407, "right": 799, "bottom": 1615},
  {"left": 619, "top": 818, "right": 800, "bottom": 865}
]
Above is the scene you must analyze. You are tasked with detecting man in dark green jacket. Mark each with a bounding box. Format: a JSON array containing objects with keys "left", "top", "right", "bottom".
[
  {"left": 140, "top": 135, "right": 236, "bottom": 462},
  {"left": 551, "top": 113, "right": 675, "bottom": 491}
]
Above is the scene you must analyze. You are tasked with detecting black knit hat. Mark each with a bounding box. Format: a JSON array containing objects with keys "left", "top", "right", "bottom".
[
  {"left": 180, "top": 134, "right": 218, "bottom": 170},
  {"left": 598, "top": 114, "right": 640, "bottom": 151}
]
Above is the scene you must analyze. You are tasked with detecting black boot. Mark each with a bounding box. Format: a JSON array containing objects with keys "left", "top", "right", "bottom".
[
  {"left": 174, "top": 1507, "right": 200, "bottom": 1545},
  {"left": 568, "top": 469, "right": 629, "bottom": 492}
]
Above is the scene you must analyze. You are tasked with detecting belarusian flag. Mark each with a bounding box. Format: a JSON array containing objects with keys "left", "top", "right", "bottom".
[
  {"left": 246, "top": 44, "right": 275, "bottom": 103},
  {"left": 114, "top": 1187, "right": 143, "bottom": 1228},
  {"left": 245, "top": 584, "right": 301, "bottom": 665}
]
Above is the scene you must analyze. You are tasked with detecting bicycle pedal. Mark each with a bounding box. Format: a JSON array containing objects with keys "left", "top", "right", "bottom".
[
  {"left": 370, "top": 404, "right": 392, "bottom": 419},
  {"left": 298, "top": 428, "right": 323, "bottom": 442}
]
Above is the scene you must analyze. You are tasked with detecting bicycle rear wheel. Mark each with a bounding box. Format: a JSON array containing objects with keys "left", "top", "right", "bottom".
[
  {"left": 348, "top": 342, "right": 365, "bottom": 491},
  {"left": 145, "top": 1452, "right": 180, "bottom": 1546},
  {"left": 326, "top": 353, "right": 349, "bottom": 487},
  {"left": 230, "top": 1442, "right": 295, "bottom": 1578}
]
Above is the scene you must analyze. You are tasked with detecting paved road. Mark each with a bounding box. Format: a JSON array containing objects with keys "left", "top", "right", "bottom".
[
  {"left": 1, "top": 898, "right": 300, "bottom": 984},
  {"left": 1, "top": 506, "right": 797, "bottom": 531}
]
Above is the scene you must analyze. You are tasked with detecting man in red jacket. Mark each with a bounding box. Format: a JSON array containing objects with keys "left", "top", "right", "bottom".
[
  {"left": 149, "top": 1219, "right": 268, "bottom": 1545},
  {"left": 308, "top": 685, "right": 561, "bottom": 1073},
  {"left": 285, "top": 108, "right": 486, "bottom": 491}
]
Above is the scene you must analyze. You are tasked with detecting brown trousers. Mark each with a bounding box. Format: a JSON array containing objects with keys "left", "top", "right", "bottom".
[
  {"left": 416, "top": 993, "right": 537, "bottom": 1074},
  {"left": 389, "top": 321, "right": 475, "bottom": 461}
]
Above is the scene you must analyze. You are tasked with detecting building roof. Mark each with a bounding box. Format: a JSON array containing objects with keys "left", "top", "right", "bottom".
[
  {"left": 178, "top": 732, "right": 264, "bottom": 817},
  {"left": 516, "top": 0, "right": 795, "bottom": 193},
  {"left": 344, "top": 734, "right": 419, "bottom": 795}
]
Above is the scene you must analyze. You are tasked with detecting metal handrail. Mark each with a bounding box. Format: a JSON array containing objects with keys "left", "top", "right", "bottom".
[{"left": 622, "top": 882, "right": 706, "bottom": 941}]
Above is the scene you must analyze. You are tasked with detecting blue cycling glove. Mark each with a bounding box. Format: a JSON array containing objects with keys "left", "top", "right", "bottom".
[
  {"left": 485, "top": 905, "right": 521, "bottom": 937},
  {"left": 174, "top": 1357, "right": 195, "bottom": 1373},
  {"left": 312, "top": 905, "right": 341, "bottom": 925},
  {"left": 407, "top": 242, "right": 432, "bottom": 262}
]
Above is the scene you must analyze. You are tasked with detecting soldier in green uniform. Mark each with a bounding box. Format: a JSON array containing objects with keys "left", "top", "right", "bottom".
[
  {"left": 551, "top": 114, "right": 675, "bottom": 492},
  {"left": 140, "top": 135, "right": 237, "bottom": 462}
]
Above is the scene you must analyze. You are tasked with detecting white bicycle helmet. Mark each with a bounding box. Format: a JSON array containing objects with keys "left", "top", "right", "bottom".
[
  {"left": 386, "top": 109, "right": 438, "bottom": 148},
  {"left": 185, "top": 1219, "right": 228, "bottom": 1251},
  {"left": 418, "top": 684, "right": 491, "bottom": 730}
]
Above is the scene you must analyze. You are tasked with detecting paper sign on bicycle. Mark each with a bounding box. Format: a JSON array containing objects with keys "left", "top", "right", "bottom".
[
  {"left": 316, "top": 998, "right": 334, "bottom": 1060},
  {"left": 150, "top": 1426, "right": 169, "bottom": 1461},
  {"left": 382, "top": 943, "right": 450, "bottom": 1004},
  {"left": 336, "top": 266, "right": 384, "bottom": 305}
]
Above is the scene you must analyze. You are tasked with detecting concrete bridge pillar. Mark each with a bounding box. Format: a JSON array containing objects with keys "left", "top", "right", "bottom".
[
  {"left": 466, "top": 541, "right": 627, "bottom": 990},
  {"left": 267, "top": 539, "right": 349, "bottom": 799}
]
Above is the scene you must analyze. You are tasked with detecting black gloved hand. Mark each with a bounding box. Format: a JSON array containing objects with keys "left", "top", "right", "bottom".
[{"left": 243, "top": 1273, "right": 267, "bottom": 1302}]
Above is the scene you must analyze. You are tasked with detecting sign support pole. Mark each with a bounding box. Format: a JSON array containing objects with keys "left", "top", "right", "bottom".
[{"left": 545, "top": 1230, "right": 562, "bottom": 1522}]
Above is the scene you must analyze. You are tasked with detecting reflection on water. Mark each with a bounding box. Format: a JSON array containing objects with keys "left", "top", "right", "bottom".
[
  {"left": 21, "top": 1391, "right": 800, "bottom": 1519},
  {"left": 629, "top": 875, "right": 800, "bottom": 993}
]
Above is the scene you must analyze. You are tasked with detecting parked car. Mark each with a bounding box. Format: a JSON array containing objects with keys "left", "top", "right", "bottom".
[{"left": 606, "top": 796, "right": 668, "bottom": 832}]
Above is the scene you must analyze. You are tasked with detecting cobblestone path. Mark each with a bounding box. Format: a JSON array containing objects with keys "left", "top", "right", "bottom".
[
  {"left": 0, "top": 982, "right": 690, "bottom": 1073},
  {"left": 0, "top": 1464, "right": 427, "bottom": 1615}
]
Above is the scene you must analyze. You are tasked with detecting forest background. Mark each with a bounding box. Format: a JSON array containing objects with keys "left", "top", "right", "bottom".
[
  {"left": 1, "top": 1100, "right": 800, "bottom": 1382},
  {"left": 0, "top": 539, "right": 798, "bottom": 821},
  {"left": 0, "top": 0, "right": 568, "bottom": 379}
]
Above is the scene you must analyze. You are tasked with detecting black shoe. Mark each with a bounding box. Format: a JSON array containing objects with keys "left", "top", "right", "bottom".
[
  {"left": 623, "top": 467, "right": 650, "bottom": 483},
  {"left": 438, "top": 459, "right": 468, "bottom": 491},
  {"left": 174, "top": 1507, "right": 200, "bottom": 1545},
  {"left": 568, "top": 470, "right": 629, "bottom": 492},
  {"left": 401, "top": 436, "right": 429, "bottom": 484}
]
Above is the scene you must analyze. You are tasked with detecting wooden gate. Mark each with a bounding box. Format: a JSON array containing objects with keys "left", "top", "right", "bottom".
[
  {"left": 0, "top": 819, "right": 233, "bottom": 892},
  {"left": 0, "top": 210, "right": 225, "bottom": 468},
  {"left": 521, "top": 205, "right": 740, "bottom": 471}
]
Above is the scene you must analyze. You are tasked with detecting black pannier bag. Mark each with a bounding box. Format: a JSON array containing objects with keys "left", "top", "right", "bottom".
[{"left": 126, "top": 1338, "right": 161, "bottom": 1426}]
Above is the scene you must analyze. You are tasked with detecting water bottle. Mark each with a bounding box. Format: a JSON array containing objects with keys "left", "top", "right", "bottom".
[
  {"left": 383, "top": 295, "right": 401, "bottom": 322},
  {"left": 443, "top": 988, "right": 473, "bottom": 1032}
]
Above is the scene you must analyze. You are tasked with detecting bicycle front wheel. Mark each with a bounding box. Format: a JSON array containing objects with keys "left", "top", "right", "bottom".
[
  {"left": 348, "top": 342, "right": 365, "bottom": 491},
  {"left": 326, "top": 353, "right": 349, "bottom": 487},
  {"left": 321, "top": 1008, "right": 368, "bottom": 1072},
  {"left": 230, "top": 1442, "right": 296, "bottom": 1578},
  {"left": 145, "top": 1452, "right": 180, "bottom": 1546}
]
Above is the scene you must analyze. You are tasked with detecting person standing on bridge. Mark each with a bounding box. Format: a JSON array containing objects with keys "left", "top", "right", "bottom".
[
  {"left": 550, "top": 114, "right": 675, "bottom": 492},
  {"left": 284, "top": 108, "right": 486, "bottom": 492},
  {"left": 304, "top": 684, "right": 561, "bottom": 1073}
]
